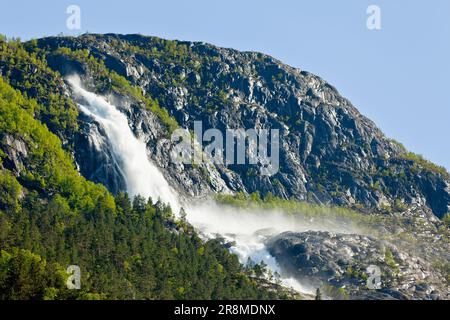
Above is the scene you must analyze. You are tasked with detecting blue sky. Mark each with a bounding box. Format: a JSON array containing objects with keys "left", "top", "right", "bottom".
[{"left": 1, "top": 0, "right": 449, "bottom": 169}]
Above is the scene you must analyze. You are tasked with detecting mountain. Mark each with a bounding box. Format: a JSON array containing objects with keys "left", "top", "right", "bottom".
[
  {"left": 0, "top": 36, "right": 292, "bottom": 300},
  {"left": 32, "top": 33, "right": 450, "bottom": 219},
  {"left": 0, "top": 33, "right": 448, "bottom": 300}
]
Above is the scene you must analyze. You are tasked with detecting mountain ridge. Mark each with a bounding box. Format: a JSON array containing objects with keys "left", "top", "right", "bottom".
[{"left": 28, "top": 33, "right": 450, "bottom": 219}]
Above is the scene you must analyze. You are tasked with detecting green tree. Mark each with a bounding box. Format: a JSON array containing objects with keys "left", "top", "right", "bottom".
[{"left": 315, "top": 288, "right": 322, "bottom": 300}]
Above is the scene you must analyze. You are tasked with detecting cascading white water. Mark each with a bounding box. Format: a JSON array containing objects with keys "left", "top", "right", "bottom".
[
  {"left": 67, "top": 75, "right": 180, "bottom": 213},
  {"left": 67, "top": 75, "right": 313, "bottom": 295},
  {"left": 186, "top": 202, "right": 317, "bottom": 293}
]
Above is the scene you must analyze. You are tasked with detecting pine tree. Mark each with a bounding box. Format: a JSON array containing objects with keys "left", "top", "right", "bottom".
[
  {"left": 315, "top": 288, "right": 322, "bottom": 300},
  {"left": 179, "top": 207, "right": 187, "bottom": 222}
]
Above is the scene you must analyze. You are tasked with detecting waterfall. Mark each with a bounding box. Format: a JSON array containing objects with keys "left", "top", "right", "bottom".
[
  {"left": 67, "top": 75, "right": 180, "bottom": 213},
  {"left": 67, "top": 75, "right": 312, "bottom": 295}
]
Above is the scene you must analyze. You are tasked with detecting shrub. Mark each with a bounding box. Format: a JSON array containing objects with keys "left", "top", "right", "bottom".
[{"left": 401, "top": 152, "right": 449, "bottom": 177}]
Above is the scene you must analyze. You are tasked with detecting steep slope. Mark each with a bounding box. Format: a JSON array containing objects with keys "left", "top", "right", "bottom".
[
  {"left": 32, "top": 33, "right": 450, "bottom": 219},
  {"left": 0, "top": 75, "right": 290, "bottom": 299},
  {"left": 1, "top": 34, "right": 449, "bottom": 300}
]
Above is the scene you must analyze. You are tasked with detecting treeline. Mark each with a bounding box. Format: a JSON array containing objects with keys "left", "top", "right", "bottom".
[{"left": 0, "top": 75, "right": 285, "bottom": 299}]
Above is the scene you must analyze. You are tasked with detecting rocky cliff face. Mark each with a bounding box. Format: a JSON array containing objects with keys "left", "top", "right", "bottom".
[
  {"left": 1, "top": 33, "right": 449, "bottom": 300},
  {"left": 35, "top": 34, "right": 450, "bottom": 219},
  {"left": 267, "top": 228, "right": 449, "bottom": 300}
]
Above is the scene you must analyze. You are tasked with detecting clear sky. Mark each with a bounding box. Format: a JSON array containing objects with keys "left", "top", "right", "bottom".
[{"left": 1, "top": 0, "right": 449, "bottom": 170}]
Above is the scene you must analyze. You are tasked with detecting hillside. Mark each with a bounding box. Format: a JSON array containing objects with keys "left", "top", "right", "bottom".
[{"left": 0, "top": 34, "right": 449, "bottom": 300}]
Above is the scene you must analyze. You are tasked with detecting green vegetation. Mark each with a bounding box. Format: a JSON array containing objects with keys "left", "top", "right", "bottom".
[
  {"left": 444, "top": 214, "right": 450, "bottom": 228},
  {"left": 0, "top": 247, "right": 69, "bottom": 300},
  {"left": 322, "top": 284, "right": 349, "bottom": 300},
  {"left": 393, "top": 199, "right": 408, "bottom": 212},
  {"left": 400, "top": 152, "right": 449, "bottom": 177},
  {"left": 0, "top": 77, "right": 109, "bottom": 213},
  {"left": 116, "top": 37, "right": 192, "bottom": 65},
  {"left": 345, "top": 265, "right": 368, "bottom": 282},
  {"left": 433, "top": 260, "right": 450, "bottom": 283},
  {"left": 389, "top": 138, "right": 448, "bottom": 177},
  {"left": 1, "top": 33, "right": 448, "bottom": 300},
  {"left": 0, "top": 78, "right": 285, "bottom": 300},
  {"left": 114, "top": 35, "right": 234, "bottom": 112},
  {"left": 384, "top": 248, "right": 399, "bottom": 273},
  {"left": 215, "top": 191, "right": 380, "bottom": 227},
  {"left": 388, "top": 139, "right": 407, "bottom": 152},
  {"left": 369, "top": 181, "right": 382, "bottom": 192},
  {"left": 0, "top": 37, "right": 79, "bottom": 139},
  {"left": 0, "top": 38, "right": 178, "bottom": 135}
]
